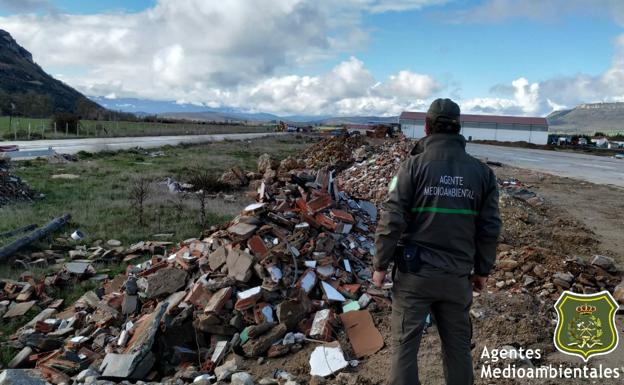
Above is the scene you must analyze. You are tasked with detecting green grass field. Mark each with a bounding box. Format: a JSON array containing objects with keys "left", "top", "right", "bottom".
[
  {"left": 0, "top": 115, "right": 274, "bottom": 140},
  {"left": 0, "top": 136, "right": 312, "bottom": 248},
  {"left": 0, "top": 135, "right": 314, "bottom": 364}
]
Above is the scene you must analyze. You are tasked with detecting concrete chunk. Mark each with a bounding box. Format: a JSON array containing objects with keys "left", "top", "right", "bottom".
[
  {"left": 205, "top": 287, "right": 232, "bottom": 313},
  {"left": 143, "top": 267, "right": 187, "bottom": 298},
  {"left": 3, "top": 300, "right": 36, "bottom": 319},
  {"left": 242, "top": 323, "right": 288, "bottom": 357},
  {"left": 0, "top": 369, "right": 47, "bottom": 385},
  {"left": 227, "top": 249, "right": 254, "bottom": 282},
  {"left": 591, "top": 255, "right": 616, "bottom": 272},
  {"left": 100, "top": 351, "right": 155, "bottom": 380},
  {"left": 209, "top": 246, "right": 228, "bottom": 271}
]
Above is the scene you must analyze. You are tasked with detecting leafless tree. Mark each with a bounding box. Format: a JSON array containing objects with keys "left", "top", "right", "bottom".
[
  {"left": 187, "top": 169, "right": 230, "bottom": 228},
  {"left": 129, "top": 176, "right": 152, "bottom": 226}
]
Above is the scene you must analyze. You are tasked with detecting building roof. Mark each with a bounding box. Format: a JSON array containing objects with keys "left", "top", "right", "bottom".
[{"left": 399, "top": 111, "right": 548, "bottom": 126}]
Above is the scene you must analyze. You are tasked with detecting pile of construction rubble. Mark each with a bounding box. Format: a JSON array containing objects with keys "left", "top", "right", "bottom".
[
  {"left": 299, "top": 135, "right": 365, "bottom": 170},
  {"left": 0, "top": 153, "right": 388, "bottom": 384},
  {"left": 0, "top": 156, "right": 38, "bottom": 207},
  {"left": 489, "top": 178, "right": 624, "bottom": 301},
  {"left": 217, "top": 135, "right": 366, "bottom": 191},
  {"left": 337, "top": 138, "right": 413, "bottom": 203}
]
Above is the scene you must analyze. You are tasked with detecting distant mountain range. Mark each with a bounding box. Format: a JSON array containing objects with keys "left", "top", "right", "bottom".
[
  {"left": 91, "top": 96, "right": 398, "bottom": 125},
  {"left": 547, "top": 103, "right": 624, "bottom": 134},
  {"left": 0, "top": 29, "right": 107, "bottom": 119}
]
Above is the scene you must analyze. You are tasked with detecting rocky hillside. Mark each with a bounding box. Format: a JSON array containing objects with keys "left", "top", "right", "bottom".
[
  {"left": 547, "top": 102, "right": 624, "bottom": 134},
  {"left": 0, "top": 29, "right": 106, "bottom": 118}
]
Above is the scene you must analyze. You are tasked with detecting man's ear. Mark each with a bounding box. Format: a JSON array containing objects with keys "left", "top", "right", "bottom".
[{"left": 424, "top": 119, "right": 431, "bottom": 136}]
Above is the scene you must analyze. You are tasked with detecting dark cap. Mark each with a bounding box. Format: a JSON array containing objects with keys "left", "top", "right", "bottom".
[{"left": 426, "top": 98, "right": 460, "bottom": 125}]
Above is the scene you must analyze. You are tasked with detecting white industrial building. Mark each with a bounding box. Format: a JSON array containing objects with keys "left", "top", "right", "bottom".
[{"left": 399, "top": 111, "right": 549, "bottom": 144}]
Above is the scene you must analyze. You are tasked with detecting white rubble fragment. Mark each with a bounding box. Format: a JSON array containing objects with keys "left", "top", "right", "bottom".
[{"left": 309, "top": 344, "right": 349, "bottom": 377}]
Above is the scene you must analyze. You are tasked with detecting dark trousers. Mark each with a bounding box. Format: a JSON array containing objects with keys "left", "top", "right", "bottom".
[{"left": 390, "top": 269, "right": 473, "bottom": 385}]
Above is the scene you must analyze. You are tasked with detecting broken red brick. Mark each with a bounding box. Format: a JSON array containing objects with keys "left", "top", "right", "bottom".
[
  {"left": 184, "top": 282, "right": 213, "bottom": 308},
  {"left": 307, "top": 194, "right": 333, "bottom": 213},
  {"left": 295, "top": 198, "right": 312, "bottom": 215},
  {"left": 330, "top": 209, "right": 355, "bottom": 224},
  {"left": 315, "top": 214, "right": 337, "bottom": 231},
  {"left": 247, "top": 235, "right": 269, "bottom": 258}
]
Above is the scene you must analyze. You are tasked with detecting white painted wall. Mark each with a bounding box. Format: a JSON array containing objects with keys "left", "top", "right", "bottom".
[
  {"left": 461, "top": 127, "right": 496, "bottom": 141},
  {"left": 399, "top": 121, "right": 548, "bottom": 144},
  {"left": 401, "top": 123, "right": 426, "bottom": 139}
]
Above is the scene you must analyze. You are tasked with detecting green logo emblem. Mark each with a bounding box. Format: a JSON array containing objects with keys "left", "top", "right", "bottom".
[
  {"left": 388, "top": 176, "right": 398, "bottom": 192},
  {"left": 553, "top": 290, "right": 619, "bottom": 362}
]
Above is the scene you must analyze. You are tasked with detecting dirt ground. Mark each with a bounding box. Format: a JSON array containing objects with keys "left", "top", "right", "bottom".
[
  {"left": 234, "top": 163, "right": 624, "bottom": 385},
  {"left": 493, "top": 166, "right": 624, "bottom": 263}
]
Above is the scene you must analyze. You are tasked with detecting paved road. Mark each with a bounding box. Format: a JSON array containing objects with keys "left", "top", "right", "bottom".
[
  {"left": 3, "top": 132, "right": 285, "bottom": 158},
  {"left": 4, "top": 134, "right": 622, "bottom": 187},
  {"left": 466, "top": 143, "right": 624, "bottom": 187}
]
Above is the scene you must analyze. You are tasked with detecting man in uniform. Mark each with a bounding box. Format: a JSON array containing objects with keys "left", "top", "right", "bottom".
[{"left": 372, "top": 98, "right": 502, "bottom": 385}]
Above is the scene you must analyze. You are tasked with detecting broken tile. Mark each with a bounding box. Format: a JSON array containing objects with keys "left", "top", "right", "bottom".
[
  {"left": 235, "top": 286, "right": 262, "bottom": 311},
  {"left": 309, "top": 343, "right": 348, "bottom": 377},
  {"left": 296, "top": 269, "right": 317, "bottom": 294},
  {"left": 320, "top": 281, "right": 346, "bottom": 302}
]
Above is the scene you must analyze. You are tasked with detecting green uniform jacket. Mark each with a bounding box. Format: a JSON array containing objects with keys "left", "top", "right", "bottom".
[{"left": 373, "top": 134, "right": 501, "bottom": 276}]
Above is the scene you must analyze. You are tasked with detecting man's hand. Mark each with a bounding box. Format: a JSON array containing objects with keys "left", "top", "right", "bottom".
[
  {"left": 373, "top": 270, "right": 387, "bottom": 288},
  {"left": 472, "top": 275, "right": 487, "bottom": 292}
]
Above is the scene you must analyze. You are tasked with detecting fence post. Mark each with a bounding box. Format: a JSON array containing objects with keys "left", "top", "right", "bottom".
[
  {"left": 54, "top": 122, "right": 57, "bottom": 136},
  {"left": 41, "top": 122, "right": 44, "bottom": 138},
  {"left": 13, "top": 122, "right": 16, "bottom": 140},
  {"left": 65, "top": 122, "right": 68, "bottom": 136},
  {"left": 28, "top": 123, "right": 31, "bottom": 140}
]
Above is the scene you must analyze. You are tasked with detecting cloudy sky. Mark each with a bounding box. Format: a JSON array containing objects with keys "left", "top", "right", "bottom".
[{"left": 1, "top": 0, "right": 624, "bottom": 117}]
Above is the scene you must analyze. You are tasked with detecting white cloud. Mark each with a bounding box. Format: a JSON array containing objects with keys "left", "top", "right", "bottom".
[
  {"left": 233, "top": 57, "right": 437, "bottom": 116},
  {"left": 0, "top": 0, "right": 447, "bottom": 115},
  {"left": 376, "top": 70, "right": 440, "bottom": 99},
  {"left": 461, "top": 77, "right": 542, "bottom": 115},
  {"left": 6, "top": 0, "right": 624, "bottom": 118}
]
